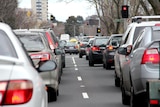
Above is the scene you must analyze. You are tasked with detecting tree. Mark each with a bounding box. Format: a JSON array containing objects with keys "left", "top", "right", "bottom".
[
  {"left": 0, "top": 0, "right": 18, "bottom": 28},
  {"left": 65, "top": 16, "right": 80, "bottom": 37}
]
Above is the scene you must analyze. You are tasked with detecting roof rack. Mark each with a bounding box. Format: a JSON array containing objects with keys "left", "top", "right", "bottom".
[{"left": 131, "top": 15, "right": 160, "bottom": 23}]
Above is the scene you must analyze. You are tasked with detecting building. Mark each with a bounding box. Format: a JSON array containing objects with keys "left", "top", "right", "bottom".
[{"left": 31, "top": 0, "right": 48, "bottom": 21}]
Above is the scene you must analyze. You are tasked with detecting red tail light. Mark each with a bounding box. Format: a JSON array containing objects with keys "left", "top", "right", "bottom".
[
  {"left": 141, "top": 48, "right": 159, "bottom": 64},
  {"left": 155, "top": 23, "right": 160, "bottom": 26},
  {"left": 91, "top": 46, "right": 100, "bottom": 51},
  {"left": 30, "top": 53, "right": 51, "bottom": 61},
  {"left": 150, "top": 99, "right": 159, "bottom": 105},
  {"left": 0, "top": 80, "right": 33, "bottom": 105}
]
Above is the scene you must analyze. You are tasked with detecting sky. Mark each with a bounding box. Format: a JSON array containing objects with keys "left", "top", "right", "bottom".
[{"left": 18, "top": 0, "right": 97, "bottom": 22}]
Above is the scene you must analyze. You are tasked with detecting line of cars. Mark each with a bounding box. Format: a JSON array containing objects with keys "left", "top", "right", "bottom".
[
  {"left": 0, "top": 22, "right": 60, "bottom": 107},
  {"left": 78, "top": 15, "right": 160, "bottom": 107}
]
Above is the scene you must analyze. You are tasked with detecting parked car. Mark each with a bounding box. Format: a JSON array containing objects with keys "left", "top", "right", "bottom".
[
  {"left": 114, "top": 16, "right": 160, "bottom": 105},
  {"left": 102, "top": 34, "right": 123, "bottom": 69},
  {"left": 64, "top": 41, "right": 79, "bottom": 54},
  {"left": 58, "top": 40, "right": 66, "bottom": 68},
  {"left": 0, "top": 22, "right": 57, "bottom": 107},
  {"left": 88, "top": 36, "right": 109, "bottom": 66},
  {"left": 14, "top": 31, "right": 60, "bottom": 101},
  {"left": 118, "top": 25, "right": 160, "bottom": 107}
]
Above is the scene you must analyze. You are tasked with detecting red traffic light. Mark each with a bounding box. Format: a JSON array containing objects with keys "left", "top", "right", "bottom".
[{"left": 123, "top": 6, "right": 127, "bottom": 11}]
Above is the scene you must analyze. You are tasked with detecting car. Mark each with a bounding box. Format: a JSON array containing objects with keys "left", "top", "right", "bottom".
[
  {"left": 102, "top": 34, "right": 123, "bottom": 69},
  {"left": 27, "top": 29, "right": 63, "bottom": 83},
  {"left": 58, "top": 40, "right": 66, "bottom": 68},
  {"left": 114, "top": 16, "right": 160, "bottom": 105},
  {"left": 14, "top": 31, "right": 60, "bottom": 101},
  {"left": 118, "top": 25, "right": 160, "bottom": 107},
  {"left": 88, "top": 36, "right": 109, "bottom": 66},
  {"left": 78, "top": 41, "right": 88, "bottom": 58},
  {"left": 85, "top": 38, "right": 95, "bottom": 60},
  {"left": 64, "top": 41, "right": 79, "bottom": 54},
  {"left": 0, "top": 22, "right": 57, "bottom": 107}
]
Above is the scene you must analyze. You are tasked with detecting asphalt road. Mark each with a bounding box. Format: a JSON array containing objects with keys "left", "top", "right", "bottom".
[{"left": 48, "top": 54, "right": 129, "bottom": 107}]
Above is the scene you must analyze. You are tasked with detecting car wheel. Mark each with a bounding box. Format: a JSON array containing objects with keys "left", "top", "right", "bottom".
[
  {"left": 79, "top": 53, "right": 82, "bottom": 58},
  {"left": 121, "top": 85, "right": 130, "bottom": 105},
  {"left": 89, "top": 59, "right": 94, "bottom": 66},
  {"left": 105, "top": 62, "right": 111, "bottom": 69},
  {"left": 103, "top": 62, "right": 105, "bottom": 68},
  {"left": 86, "top": 55, "right": 88, "bottom": 60},
  {"left": 48, "top": 88, "right": 57, "bottom": 102},
  {"left": 114, "top": 71, "right": 120, "bottom": 87},
  {"left": 63, "top": 62, "right": 66, "bottom": 68}
]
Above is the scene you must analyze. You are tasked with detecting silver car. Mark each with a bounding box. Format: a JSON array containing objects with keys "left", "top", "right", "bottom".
[
  {"left": 0, "top": 22, "right": 57, "bottom": 107},
  {"left": 118, "top": 26, "right": 160, "bottom": 107},
  {"left": 14, "top": 31, "right": 59, "bottom": 102}
]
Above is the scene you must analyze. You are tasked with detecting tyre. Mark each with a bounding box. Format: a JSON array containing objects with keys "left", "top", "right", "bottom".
[
  {"left": 89, "top": 59, "right": 94, "bottom": 66},
  {"left": 79, "top": 53, "right": 82, "bottom": 58},
  {"left": 114, "top": 71, "right": 120, "bottom": 87},
  {"left": 105, "top": 62, "right": 111, "bottom": 69},
  {"left": 130, "top": 87, "right": 139, "bottom": 107},
  {"left": 48, "top": 87, "right": 58, "bottom": 102},
  {"left": 86, "top": 55, "right": 88, "bottom": 60}
]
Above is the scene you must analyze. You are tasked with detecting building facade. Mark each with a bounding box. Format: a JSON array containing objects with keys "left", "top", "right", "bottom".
[{"left": 31, "top": 0, "right": 48, "bottom": 21}]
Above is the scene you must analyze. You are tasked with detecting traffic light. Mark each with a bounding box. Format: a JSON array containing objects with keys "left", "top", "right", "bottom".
[
  {"left": 50, "top": 15, "right": 55, "bottom": 22},
  {"left": 121, "top": 5, "right": 129, "bottom": 18},
  {"left": 97, "top": 28, "right": 101, "bottom": 33}
]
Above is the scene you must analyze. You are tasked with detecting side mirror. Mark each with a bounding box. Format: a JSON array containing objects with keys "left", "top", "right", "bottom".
[
  {"left": 54, "top": 48, "right": 62, "bottom": 55},
  {"left": 38, "top": 60, "right": 57, "bottom": 72},
  {"left": 117, "top": 45, "right": 132, "bottom": 55}
]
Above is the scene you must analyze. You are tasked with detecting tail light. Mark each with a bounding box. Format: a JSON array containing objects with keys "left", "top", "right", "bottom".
[
  {"left": 107, "top": 45, "right": 113, "bottom": 50},
  {"left": 91, "top": 46, "right": 100, "bottom": 51},
  {"left": 150, "top": 99, "right": 159, "bottom": 105},
  {"left": 155, "top": 23, "right": 160, "bottom": 26},
  {"left": 0, "top": 80, "right": 33, "bottom": 105},
  {"left": 141, "top": 48, "right": 159, "bottom": 64},
  {"left": 80, "top": 43, "right": 84, "bottom": 47},
  {"left": 30, "top": 53, "right": 51, "bottom": 61}
]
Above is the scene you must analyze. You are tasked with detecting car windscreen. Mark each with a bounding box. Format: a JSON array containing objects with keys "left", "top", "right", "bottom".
[
  {"left": 95, "top": 38, "right": 108, "bottom": 46},
  {"left": 66, "top": 42, "right": 76, "bottom": 46},
  {"left": 17, "top": 34, "right": 45, "bottom": 51}
]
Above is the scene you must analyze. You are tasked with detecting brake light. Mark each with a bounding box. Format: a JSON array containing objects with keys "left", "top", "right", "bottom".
[
  {"left": 91, "top": 46, "right": 100, "bottom": 51},
  {"left": 30, "top": 53, "right": 50, "bottom": 61},
  {"left": 108, "top": 45, "right": 113, "bottom": 50},
  {"left": 150, "top": 99, "right": 159, "bottom": 105},
  {"left": 80, "top": 43, "right": 84, "bottom": 46},
  {"left": 141, "top": 49, "right": 159, "bottom": 64},
  {"left": 0, "top": 80, "right": 33, "bottom": 105},
  {"left": 155, "top": 23, "right": 160, "bottom": 26}
]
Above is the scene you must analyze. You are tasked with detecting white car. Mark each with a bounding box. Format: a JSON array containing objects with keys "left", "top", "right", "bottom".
[{"left": 0, "top": 22, "right": 56, "bottom": 107}]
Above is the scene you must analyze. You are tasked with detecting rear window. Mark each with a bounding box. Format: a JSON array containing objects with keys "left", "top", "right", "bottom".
[
  {"left": 111, "top": 36, "right": 122, "bottom": 44},
  {"left": 133, "top": 27, "right": 145, "bottom": 43},
  {"left": 95, "top": 38, "right": 108, "bottom": 46},
  {"left": 17, "top": 34, "right": 45, "bottom": 51}
]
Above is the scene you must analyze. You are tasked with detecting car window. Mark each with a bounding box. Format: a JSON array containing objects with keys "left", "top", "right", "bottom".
[
  {"left": 132, "top": 27, "right": 145, "bottom": 43},
  {"left": 17, "top": 34, "right": 45, "bottom": 51},
  {"left": 0, "top": 30, "right": 17, "bottom": 57},
  {"left": 110, "top": 36, "right": 122, "bottom": 45},
  {"left": 152, "top": 30, "right": 160, "bottom": 40},
  {"left": 95, "top": 38, "right": 108, "bottom": 46},
  {"left": 133, "top": 30, "right": 144, "bottom": 50}
]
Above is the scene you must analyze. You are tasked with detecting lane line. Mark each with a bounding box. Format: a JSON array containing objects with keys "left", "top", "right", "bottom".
[
  {"left": 82, "top": 92, "right": 89, "bottom": 99},
  {"left": 77, "top": 76, "right": 82, "bottom": 81},
  {"left": 72, "top": 57, "right": 76, "bottom": 65},
  {"left": 75, "top": 68, "right": 78, "bottom": 70}
]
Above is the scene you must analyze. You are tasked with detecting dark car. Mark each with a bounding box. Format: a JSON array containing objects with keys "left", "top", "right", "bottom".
[
  {"left": 78, "top": 41, "right": 88, "bottom": 58},
  {"left": 64, "top": 42, "right": 79, "bottom": 54},
  {"left": 88, "top": 36, "right": 109, "bottom": 66},
  {"left": 102, "top": 34, "right": 123, "bottom": 69}
]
